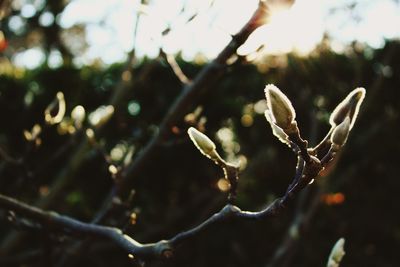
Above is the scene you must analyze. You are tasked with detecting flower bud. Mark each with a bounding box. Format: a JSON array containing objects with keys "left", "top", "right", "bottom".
[
  {"left": 187, "top": 127, "right": 218, "bottom": 160},
  {"left": 329, "top": 87, "right": 365, "bottom": 129},
  {"left": 44, "top": 92, "right": 66, "bottom": 125},
  {"left": 264, "top": 110, "right": 290, "bottom": 146},
  {"left": 264, "top": 84, "right": 296, "bottom": 132},
  {"left": 331, "top": 116, "right": 351, "bottom": 147},
  {"left": 327, "top": 238, "right": 345, "bottom": 267}
]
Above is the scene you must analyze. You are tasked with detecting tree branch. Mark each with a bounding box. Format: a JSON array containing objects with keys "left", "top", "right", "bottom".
[
  {"left": 0, "top": 194, "right": 171, "bottom": 259},
  {"left": 0, "top": 0, "right": 273, "bottom": 255},
  {"left": 118, "top": 0, "right": 270, "bottom": 194},
  {"left": 0, "top": 142, "right": 327, "bottom": 261},
  {"left": 161, "top": 50, "right": 191, "bottom": 84},
  {"left": 91, "top": 0, "right": 272, "bottom": 227}
]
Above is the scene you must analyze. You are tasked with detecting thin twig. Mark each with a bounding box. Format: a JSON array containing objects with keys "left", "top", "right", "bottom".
[
  {"left": 163, "top": 51, "right": 191, "bottom": 84},
  {"left": 288, "top": 129, "right": 311, "bottom": 163}
]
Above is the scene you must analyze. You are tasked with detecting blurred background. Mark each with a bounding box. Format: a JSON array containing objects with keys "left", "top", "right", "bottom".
[{"left": 0, "top": 0, "right": 399, "bottom": 266}]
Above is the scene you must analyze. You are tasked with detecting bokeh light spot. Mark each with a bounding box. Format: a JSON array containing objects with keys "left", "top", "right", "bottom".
[
  {"left": 128, "top": 101, "right": 141, "bottom": 116},
  {"left": 217, "top": 178, "right": 230, "bottom": 192},
  {"left": 39, "top": 11, "right": 55, "bottom": 27},
  {"left": 241, "top": 114, "right": 254, "bottom": 127}
]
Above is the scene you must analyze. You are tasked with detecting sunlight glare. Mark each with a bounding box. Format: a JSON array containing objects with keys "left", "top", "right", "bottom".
[
  {"left": 12, "top": 0, "right": 400, "bottom": 67},
  {"left": 238, "top": 0, "right": 324, "bottom": 56}
]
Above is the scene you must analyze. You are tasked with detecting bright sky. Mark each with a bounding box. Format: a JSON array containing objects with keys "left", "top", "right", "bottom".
[{"left": 12, "top": 0, "right": 400, "bottom": 68}]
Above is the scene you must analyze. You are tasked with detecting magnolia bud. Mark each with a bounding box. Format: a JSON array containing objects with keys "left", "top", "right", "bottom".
[
  {"left": 331, "top": 116, "right": 351, "bottom": 147},
  {"left": 327, "top": 238, "right": 345, "bottom": 267},
  {"left": 329, "top": 87, "right": 365, "bottom": 129},
  {"left": 44, "top": 92, "right": 66, "bottom": 125},
  {"left": 187, "top": 127, "right": 218, "bottom": 160},
  {"left": 264, "top": 110, "right": 290, "bottom": 146},
  {"left": 264, "top": 84, "right": 296, "bottom": 132}
]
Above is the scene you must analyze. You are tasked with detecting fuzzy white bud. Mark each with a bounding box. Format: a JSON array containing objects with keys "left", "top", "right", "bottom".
[
  {"left": 330, "top": 87, "right": 365, "bottom": 129},
  {"left": 327, "top": 238, "right": 346, "bottom": 267},
  {"left": 264, "top": 110, "right": 290, "bottom": 146},
  {"left": 331, "top": 116, "right": 351, "bottom": 147},
  {"left": 187, "top": 127, "right": 218, "bottom": 160},
  {"left": 264, "top": 84, "right": 296, "bottom": 133}
]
